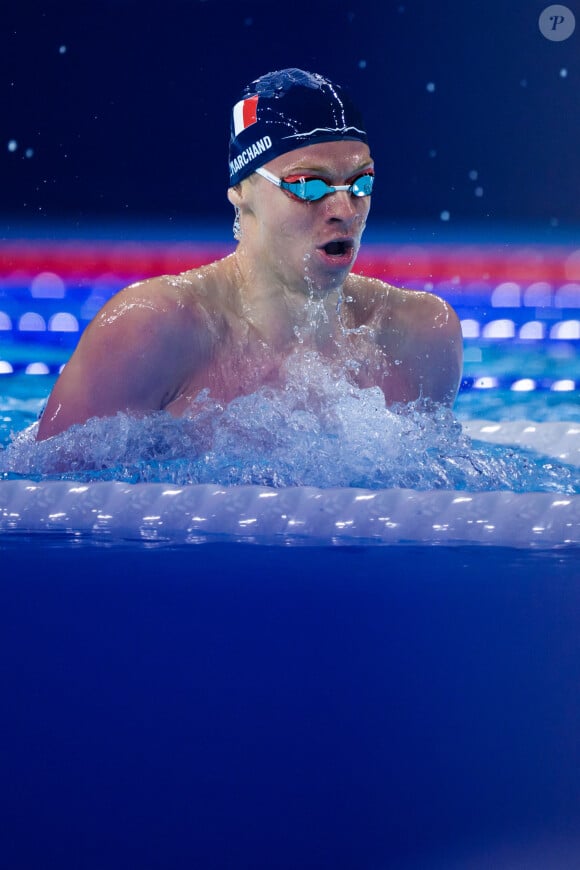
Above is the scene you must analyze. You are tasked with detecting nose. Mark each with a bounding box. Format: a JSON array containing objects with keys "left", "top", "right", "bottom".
[{"left": 323, "top": 189, "right": 367, "bottom": 228}]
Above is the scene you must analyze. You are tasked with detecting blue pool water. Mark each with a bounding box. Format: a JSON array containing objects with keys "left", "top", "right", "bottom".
[
  {"left": 1, "top": 537, "right": 580, "bottom": 869},
  {"left": 1, "top": 337, "right": 579, "bottom": 869}
]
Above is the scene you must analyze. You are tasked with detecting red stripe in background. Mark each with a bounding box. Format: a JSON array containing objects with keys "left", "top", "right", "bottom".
[{"left": 1, "top": 241, "right": 579, "bottom": 287}]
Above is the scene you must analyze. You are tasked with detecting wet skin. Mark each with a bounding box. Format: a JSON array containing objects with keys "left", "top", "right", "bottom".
[{"left": 36, "top": 141, "right": 463, "bottom": 441}]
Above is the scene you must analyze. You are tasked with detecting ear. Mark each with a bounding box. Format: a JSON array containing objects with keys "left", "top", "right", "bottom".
[{"left": 227, "top": 184, "right": 243, "bottom": 208}]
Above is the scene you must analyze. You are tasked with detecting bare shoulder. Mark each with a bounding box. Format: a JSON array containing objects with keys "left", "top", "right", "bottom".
[
  {"left": 347, "top": 273, "right": 460, "bottom": 335},
  {"left": 81, "top": 260, "right": 233, "bottom": 367},
  {"left": 347, "top": 273, "right": 463, "bottom": 405},
  {"left": 36, "top": 264, "right": 226, "bottom": 439},
  {"left": 91, "top": 270, "right": 209, "bottom": 335}
]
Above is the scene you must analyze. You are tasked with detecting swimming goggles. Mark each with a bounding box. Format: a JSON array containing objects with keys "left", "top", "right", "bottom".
[{"left": 255, "top": 166, "right": 374, "bottom": 201}]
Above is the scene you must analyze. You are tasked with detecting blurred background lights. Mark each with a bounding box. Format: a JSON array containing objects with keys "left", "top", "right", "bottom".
[
  {"left": 491, "top": 282, "right": 521, "bottom": 307},
  {"left": 48, "top": 312, "right": 79, "bottom": 332},
  {"left": 30, "top": 272, "right": 66, "bottom": 299},
  {"left": 552, "top": 379, "right": 576, "bottom": 391},
  {"left": 25, "top": 362, "right": 50, "bottom": 375},
  {"left": 474, "top": 377, "right": 499, "bottom": 389},
  {"left": 519, "top": 321, "right": 545, "bottom": 340},
  {"left": 550, "top": 320, "right": 580, "bottom": 339},
  {"left": 555, "top": 283, "right": 580, "bottom": 307},
  {"left": 511, "top": 379, "right": 536, "bottom": 392},
  {"left": 460, "top": 319, "right": 480, "bottom": 338},
  {"left": 523, "top": 282, "right": 552, "bottom": 306},
  {"left": 18, "top": 312, "right": 46, "bottom": 332},
  {"left": 482, "top": 319, "right": 516, "bottom": 339}
]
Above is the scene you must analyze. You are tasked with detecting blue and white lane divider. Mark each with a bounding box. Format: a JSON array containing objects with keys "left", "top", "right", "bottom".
[
  {"left": 461, "top": 376, "right": 579, "bottom": 392},
  {"left": 0, "top": 478, "right": 579, "bottom": 548}
]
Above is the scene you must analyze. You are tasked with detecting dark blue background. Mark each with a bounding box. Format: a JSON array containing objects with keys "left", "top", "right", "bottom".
[{"left": 2, "top": 0, "right": 579, "bottom": 231}]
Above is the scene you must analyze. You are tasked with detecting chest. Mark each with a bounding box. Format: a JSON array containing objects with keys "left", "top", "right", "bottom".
[{"left": 166, "top": 328, "right": 409, "bottom": 417}]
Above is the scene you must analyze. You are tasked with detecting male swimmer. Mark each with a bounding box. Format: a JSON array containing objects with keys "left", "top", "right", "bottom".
[{"left": 36, "top": 68, "right": 463, "bottom": 441}]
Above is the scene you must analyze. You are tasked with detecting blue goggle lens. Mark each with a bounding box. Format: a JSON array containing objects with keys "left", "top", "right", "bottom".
[
  {"left": 349, "top": 174, "right": 375, "bottom": 197},
  {"left": 280, "top": 173, "right": 374, "bottom": 202}
]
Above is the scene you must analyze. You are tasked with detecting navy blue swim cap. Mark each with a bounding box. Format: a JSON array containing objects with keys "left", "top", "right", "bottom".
[{"left": 228, "top": 68, "right": 368, "bottom": 187}]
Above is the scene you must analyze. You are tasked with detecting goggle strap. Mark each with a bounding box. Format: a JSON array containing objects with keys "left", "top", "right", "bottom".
[{"left": 254, "top": 167, "right": 282, "bottom": 188}]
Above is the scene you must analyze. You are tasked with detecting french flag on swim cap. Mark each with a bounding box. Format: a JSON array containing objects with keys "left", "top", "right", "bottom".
[{"left": 233, "top": 95, "right": 259, "bottom": 136}]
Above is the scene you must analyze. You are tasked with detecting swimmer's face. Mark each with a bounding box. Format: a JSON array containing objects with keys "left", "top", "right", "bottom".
[{"left": 232, "top": 140, "right": 373, "bottom": 295}]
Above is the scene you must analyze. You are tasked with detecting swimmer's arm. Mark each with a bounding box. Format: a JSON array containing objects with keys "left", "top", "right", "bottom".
[{"left": 36, "top": 282, "right": 207, "bottom": 440}]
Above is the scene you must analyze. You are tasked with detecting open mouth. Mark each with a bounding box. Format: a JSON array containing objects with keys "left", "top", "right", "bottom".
[{"left": 321, "top": 239, "right": 354, "bottom": 258}]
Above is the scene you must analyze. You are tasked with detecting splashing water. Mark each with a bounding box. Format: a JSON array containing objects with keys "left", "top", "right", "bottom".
[{"left": 0, "top": 353, "right": 578, "bottom": 493}]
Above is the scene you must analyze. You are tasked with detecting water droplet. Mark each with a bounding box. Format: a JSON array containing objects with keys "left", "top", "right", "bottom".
[
  {"left": 25, "top": 148, "right": 34, "bottom": 159},
  {"left": 468, "top": 170, "right": 478, "bottom": 181},
  {"left": 358, "top": 60, "right": 367, "bottom": 69},
  {"left": 426, "top": 82, "right": 436, "bottom": 93},
  {"left": 59, "top": 45, "right": 67, "bottom": 54},
  {"left": 475, "top": 187, "right": 483, "bottom": 197},
  {"left": 7, "top": 140, "right": 17, "bottom": 153},
  {"left": 428, "top": 149, "right": 437, "bottom": 158},
  {"left": 440, "top": 210, "right": 450, "bottom": 221},
  {"left": 560, "top": 67, "right": 568, "bottom": 77}
]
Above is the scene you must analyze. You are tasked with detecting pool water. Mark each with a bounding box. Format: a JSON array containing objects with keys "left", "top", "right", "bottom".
[
  {"left": 1, "top": 241, "right": 580, "bottom": 869},
  {"left": 1, "top": 537, "right": 580, "bottom": 869},
  {"left": 1, "top": 338, "right": 579, "bottom": 870}
]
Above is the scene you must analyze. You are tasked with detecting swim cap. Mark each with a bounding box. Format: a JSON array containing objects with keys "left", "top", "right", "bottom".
[{"left": 228, "top": 68, "right": 368, "bottom": 186}]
